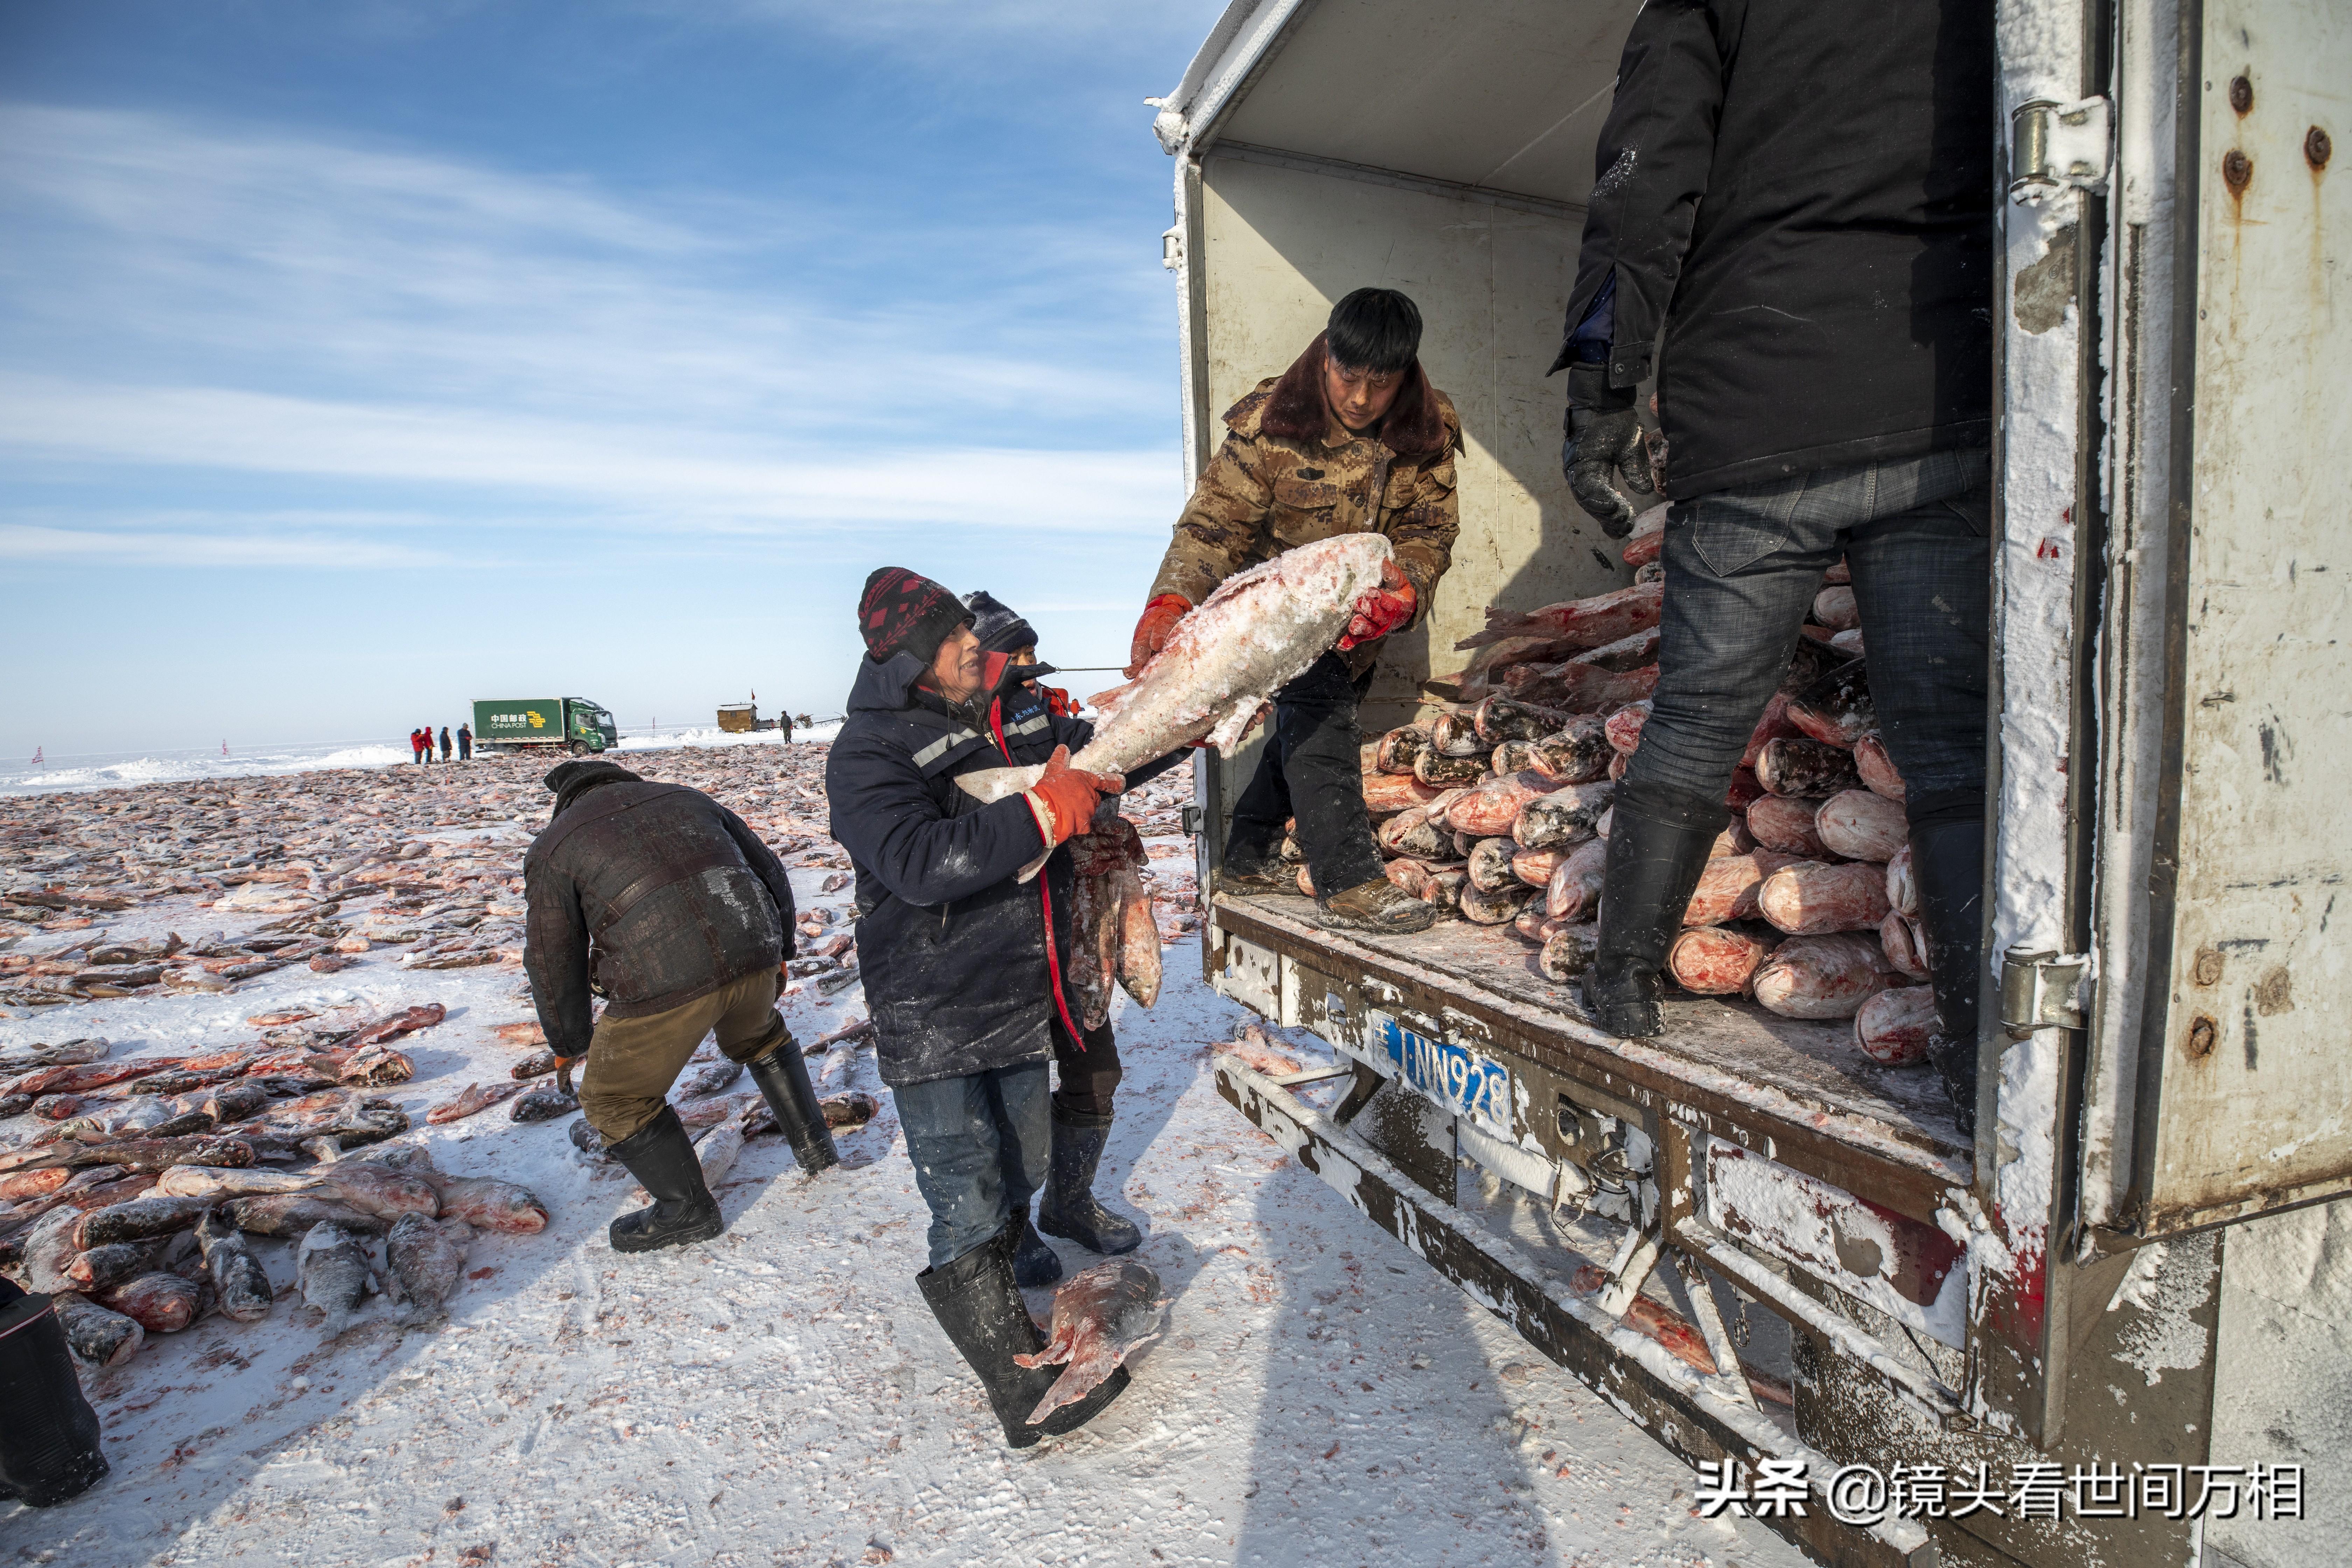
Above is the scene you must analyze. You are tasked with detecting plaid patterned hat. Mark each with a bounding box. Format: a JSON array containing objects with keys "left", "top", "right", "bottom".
[{"left": 859, "top": 567, "right": 974, "bottom": 666}]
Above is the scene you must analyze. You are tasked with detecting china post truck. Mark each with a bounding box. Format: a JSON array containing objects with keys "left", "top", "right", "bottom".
[{"left": 1155, "top": 3, "right": 2346, "bottom": 1565}]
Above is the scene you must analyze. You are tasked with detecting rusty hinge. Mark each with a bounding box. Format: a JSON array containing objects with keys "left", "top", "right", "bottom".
[
  {"left": 2009, "top": 96, "right": 2112, "bottom": 202},
  {"left": 2000, "top": 947, "right": 2088, "bottom": 1038}
]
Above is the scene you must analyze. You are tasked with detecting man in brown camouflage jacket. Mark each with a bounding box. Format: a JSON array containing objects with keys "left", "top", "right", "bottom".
[{"left": 1127, "top": 288, "right": 1461, "bottom": 934}]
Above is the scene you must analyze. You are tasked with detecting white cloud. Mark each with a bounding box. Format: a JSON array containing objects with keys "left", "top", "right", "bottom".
[
  {"left": 0, "top": 102, "right": 1175, "bottom": 460},
  {"left": 0, "top": 102, "right": 1188, "bottom": 558},
  {"left": 0, "top": 523, "right": 448, "bottom": 569},
  {"left": 0, "top": 374, "right": 1180, "bottom": 533}
]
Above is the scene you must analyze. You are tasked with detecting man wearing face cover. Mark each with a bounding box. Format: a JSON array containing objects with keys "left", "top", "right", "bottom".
[{"left": 1127, "top": 287, "right": 1462, "bottom": 937}]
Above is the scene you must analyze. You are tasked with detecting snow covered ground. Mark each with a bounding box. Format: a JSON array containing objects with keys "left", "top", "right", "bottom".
[
  {"left": 0, "top": 726, "right": 844, "bottom": 799},
  {"left": 0, "top": 753, "right": 1805, "bottom": 1568}
]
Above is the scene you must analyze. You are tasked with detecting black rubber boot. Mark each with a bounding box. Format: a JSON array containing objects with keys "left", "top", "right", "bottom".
[
  {"left": 1910, "top": 816, "right": 1987, "bottom": 1138},
  {"left": 1579, "top": 781, "right": 1727, "bottom": 1037},
  {"left": 1036, "top": 1107, "right": 1142, "bottom": 1255},
  {"left": 1317, "top": 876, "right": 1441, "bottom": 934},
  {"left": 1011, "top": 1219, "right": 1063, "bottom": 1288},
  {"left": 1218, "top": 832, "right": 1291, "bottom": 894},
  {"left": 605, "top": 1104, "right": 724, "bottom": 1253},
  {"left": 916, "top": 1220, "right": 1131, "bottom": 1448},
  {"left": 746, "top": 1036, "right": 840, "bottom": 1176},
  {"left": 0, "top": 1283, "right": 109, "bottom": 1507}
]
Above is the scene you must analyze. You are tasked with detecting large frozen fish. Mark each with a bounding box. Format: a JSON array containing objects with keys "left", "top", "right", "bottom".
[
  {"left": 1011, "top": 1258, "right": 1166, "bottom": 1423},
  {"left": 385, "top": 1212, "right": 471, "bottom": 1323},
  {"left": 53, "top": 1291, "right": 144, "bottom": 1369},
  {"left": 297, "top": 1221, "right": 374, "bottom": 1337},
  {"left": 957, "top": 534, "right": 1396, "bottom": 805},
  {"left": 196, "top": 1211, "right": 275, "bottom": 1322}
]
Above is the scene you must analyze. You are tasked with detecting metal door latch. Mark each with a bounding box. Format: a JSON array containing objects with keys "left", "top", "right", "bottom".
[
  {"left": 2010, "top": 96, "right": 2111, "bottom": 202},
  {"left": 2000, "top": 947, "right": 2088, "bottom": 1037},
  {"left": 1181, "top": 804, "right": 1205, "bottom": 836}
]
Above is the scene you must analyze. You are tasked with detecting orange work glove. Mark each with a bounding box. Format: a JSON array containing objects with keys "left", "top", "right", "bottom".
[
  {"left": 1336, "top": 561, "right": 1415, "bottom": 651},
  {"left": 1023, "top": 746, "right": 1126, "bottom": 849},
  {"left": 1125, "top": 594, "right": 1192, "bottom": 678},
  {"left": 1042, "top": 685, "right": 1078, "bottom": 718}
]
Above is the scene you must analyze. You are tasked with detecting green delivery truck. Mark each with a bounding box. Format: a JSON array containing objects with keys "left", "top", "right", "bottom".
[{"left": 470, "top": 697, "right": 618, "bottom": 757}]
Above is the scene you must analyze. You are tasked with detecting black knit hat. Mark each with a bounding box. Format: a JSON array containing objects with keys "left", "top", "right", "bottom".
[
  {"left": 961, "top": 590, "right": 1037, "bottom": 657},
  {"left": 859, "top": 567, "right": 973, "bottom": 666}
]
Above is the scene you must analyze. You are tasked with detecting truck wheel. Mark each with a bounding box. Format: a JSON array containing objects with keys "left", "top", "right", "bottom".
[{"left": 568, "top": 741, "right": 589, "bottom": 757}]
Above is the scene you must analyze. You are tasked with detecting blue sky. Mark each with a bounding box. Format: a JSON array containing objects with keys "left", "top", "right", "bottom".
[{"left": 1, "top": 0, "right": 1227, "bottom": 756}]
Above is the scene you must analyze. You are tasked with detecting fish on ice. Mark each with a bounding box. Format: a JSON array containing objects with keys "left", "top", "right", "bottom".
[
  {"left": 384, "top": 1212, "right": 471, "bottom": 1323},
  {"left": 196, "top": 1211, "right": 275, "bottom": 1322},
  {"left": 1013, "top": 1259, "right": 1167, "bottom": 1423},
  {"left": 296, "top": 1221, "right": 375, "bottom": 1337}
]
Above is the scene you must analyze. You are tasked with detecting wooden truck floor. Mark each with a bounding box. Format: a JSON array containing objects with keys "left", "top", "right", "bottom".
[{"left": 1210, "top": 890, "right": 1970, "bottom": 1221}]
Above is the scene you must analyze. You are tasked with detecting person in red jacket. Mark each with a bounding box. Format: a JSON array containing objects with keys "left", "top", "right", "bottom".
[{"left": 409, "top": 729, "right": 425, "bottom": 764}]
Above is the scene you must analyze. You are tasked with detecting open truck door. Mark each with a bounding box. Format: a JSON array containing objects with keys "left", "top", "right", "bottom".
[{"left": 1160, "top": 3, "right": 2346, "bottom": 1565}]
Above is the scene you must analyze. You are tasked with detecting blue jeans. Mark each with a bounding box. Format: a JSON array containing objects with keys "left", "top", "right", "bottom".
[
  {"left": 1629, "top": 448, "right": 1991, "bottom": 821},
  {"left": 892, "top": 1062, "right": 1050, "bottom": 1268}
]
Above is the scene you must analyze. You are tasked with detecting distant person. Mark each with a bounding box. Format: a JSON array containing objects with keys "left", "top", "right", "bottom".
[
  {"left": 525, "top": 758, "right": 839, "bottom": 1253},
  {"left": 420, "top": 722, "right": 436, "bottom": 764},
  {"left": 410, "top": 728, "right": 426, "bottom": 765},
  {"left": 439, "top": 726, "right": 453, "bottom": 762},
  {"left": 457, "top": 723, "right": 474, "bottom": 761}
]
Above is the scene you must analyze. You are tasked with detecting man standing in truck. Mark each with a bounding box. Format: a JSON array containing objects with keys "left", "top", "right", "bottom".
[
  {"left": 1125, "top": 287, "right": 1461, "bottom": 937},
  {"left": 1556, "top": 1, "right": 1996, "bottom": 1132}
]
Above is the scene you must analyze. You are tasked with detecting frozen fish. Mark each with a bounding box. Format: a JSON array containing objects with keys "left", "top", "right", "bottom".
[{"left": 1011, "top": 1258, "right": 1166, "bottom": 1423}]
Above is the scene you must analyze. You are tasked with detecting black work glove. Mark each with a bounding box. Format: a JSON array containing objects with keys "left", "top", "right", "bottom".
[{"left": 1561, "top": 364, "right": 1652, "bottom": 539}]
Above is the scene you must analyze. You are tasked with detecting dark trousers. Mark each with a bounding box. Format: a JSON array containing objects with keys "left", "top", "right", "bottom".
[
  {"left": 1226, "top": 652, "right": 1386, "bottom": 896},
  {"left": 458, "top": 741, "right": 471, "bottom": 760},
  {"left": 1629, "top": 448, "right": 1991, "bottom": 825},
  {"left": 578, "top": 967, "right": 787, "bottom": 1143},
  {"left": 894, "top": 1061, "right": 1050, "bottom": 1268},
  {"left": 1050, "top": 1015, "right": 1121, "bottom": 1120}
]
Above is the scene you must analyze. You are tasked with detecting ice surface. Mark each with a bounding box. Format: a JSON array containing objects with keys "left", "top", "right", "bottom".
[{"left": 0, "top": 743, "right": 1807, "bottom": 1568}]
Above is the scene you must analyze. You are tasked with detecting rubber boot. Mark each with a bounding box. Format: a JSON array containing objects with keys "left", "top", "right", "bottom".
[
  {"left": 1910, "top": 816, "right": 1987, "bottom": 1138},
  {"left": 1318, "top": 876, "right": 1441, "bottom": 935},
  {"left": 1579, "top": 781, "right": 1727, "bottom": 1037},
  {"left": 0, "top": 1283, "right": 109, "bottom": 1507},
  {"left": 916, "top": 1219, "right": 1131, "bottom": 1448},
  {"left": 1035, "top": 1107, "right": 1142, "bottom": 1255},
  {"left": 1218, "top": 827, "right": 1292, "bottom": 894},
  {"left": 604, "top": 1104, "right": 724, "bottom": 1253},
  {"left": 1011, "top": 1219, "right": 1063, "bottom": 1288},
  {"left": 746, "top": 1036, "right": 840, "bottom": 1176}
]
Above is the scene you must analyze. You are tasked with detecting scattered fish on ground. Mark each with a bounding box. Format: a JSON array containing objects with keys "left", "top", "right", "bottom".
[{"left": 1013, "top": 1259, "right": 1168, "bottom": 1423}]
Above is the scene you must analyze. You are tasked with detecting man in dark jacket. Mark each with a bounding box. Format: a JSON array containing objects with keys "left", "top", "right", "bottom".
[
  {"left": 457, "top": 723, "right": 473, "bottom": 761},
  {"left": 1556, "top": 0, "right": 1995, "bottom": 1132},
  {"left": 827, "top": 568, "right": 1135, "bottom": 1448},
  {"left": 438, "top": 726, "right": 453, "bottom": 763},
  {"left": 963, "top": 589, "right": 1142, "bottom": 1264},
  {"left": 525, "top": 758, "right": 838, "bottom": 1253}
]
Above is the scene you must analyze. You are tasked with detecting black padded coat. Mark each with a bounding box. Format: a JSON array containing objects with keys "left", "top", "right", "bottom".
[
  {"left": 1552, "top": 0, "right": 1995, "bottom": 497},
  {"left": 523, "top": 768, "right": 795, "bottom": 1059}
]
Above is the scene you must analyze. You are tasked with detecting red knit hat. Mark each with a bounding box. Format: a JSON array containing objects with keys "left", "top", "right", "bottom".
[{"left": 859, "top": 567, "right": 973, "bottom": 665}]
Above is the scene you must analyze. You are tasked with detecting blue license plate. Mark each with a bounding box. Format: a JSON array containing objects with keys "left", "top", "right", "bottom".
[{"left": 1373, "top": 1015, "right": 1513, "bottom": 1136}]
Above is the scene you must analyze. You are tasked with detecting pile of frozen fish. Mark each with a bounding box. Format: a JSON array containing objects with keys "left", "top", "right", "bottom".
[
  {"left": 0, "top": 1020, "right": 549, "bottom": 1369},
  {"left": 1342, "top": 506, "right": 1932, "bottom": 1060}
]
